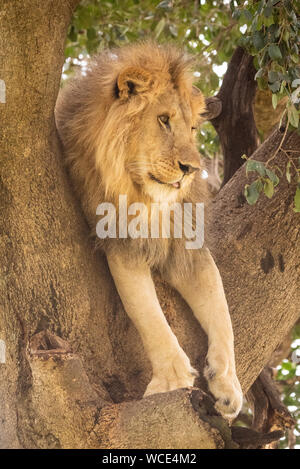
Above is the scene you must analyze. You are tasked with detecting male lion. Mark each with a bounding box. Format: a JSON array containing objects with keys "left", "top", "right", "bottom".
[{"left": 55, "top": 42, "right": 243, "bottom": 419}]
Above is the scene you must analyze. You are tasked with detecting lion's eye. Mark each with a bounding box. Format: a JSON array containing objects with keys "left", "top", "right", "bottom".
[
  {"left": 158, "top": 115, "right": 170, "bottom": 129},
  {"left": 191, "top": 126, "right": 197, "bottom": 131}
]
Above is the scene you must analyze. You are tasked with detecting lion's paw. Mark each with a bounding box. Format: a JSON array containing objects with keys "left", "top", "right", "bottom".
[
  {"left": 204, "top": 360, "right": 243, "bottom": 421},
  {"left": 144, "top": 350, "right": 198, "bottom": 397}
]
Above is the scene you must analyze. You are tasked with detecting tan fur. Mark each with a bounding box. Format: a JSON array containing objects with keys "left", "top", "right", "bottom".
[
  {"left": 55, "top": 42, "right": 243, "bottom": 420},
  {"left": 55, "top": 42, "right": 206, "bottom": 266}
]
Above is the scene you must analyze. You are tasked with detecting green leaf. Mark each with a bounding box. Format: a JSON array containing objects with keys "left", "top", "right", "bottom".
[
  {"left": 292, "top": 79, "right": 300, "bottom": 88},
  {"left": 259, "top": 50, "right": 269, "bottom": 68},
  {"left": 292, "top": 43, "right": 299, "bottom": 56},
  {"left": 256, "top": 14, "right": 264, "bottom": 31},
  {"left": 257, "top": 76, "right": 268, "bottom": 90},
  {"left": 272, "top": 93, "right": 278, "bottom": 109},
  {"left": 288, "top": 103, "right": 299, "bottom": 128},
  {"left": 257, "top": 0, "right": 264, "bottom": 14},
  {"left": 244, "top": 180, "right": 263, "bottom": 205},
  {"left": 157, "top": 0, "right": 172, "bottom": 9},
  {"left": 268, "top": 70, "right": 279, "bottom": 83},
  {"left": 232, "top": 9, "right": 241, "bottom": 20},
  {"left": 291, "top": 86, "right": 300, "bottom": 105},
  {"left": 269, "top": 81, "right": 280, "bottom": 92},
  {"left": 280, "top": 80, "right": 287, "bottom": 94},
  {"left": 268, "top": 44, "right": 282, "bottom": 61},
  {"left": 264, "top": 5, "right": 273, "bottom": 17},
  {"left": 168, "top": 24, "right": 178, "bottom": 37},
  {"left": 283, "top": 29, "right": 290, "bottom": 43},
  {"left": 264, "top": 178, "right": 274, "bottom": 198},
  {"left": 243, "top": 9, "right": 253, "bottom": 22},
  {"left": 246, "top": 159, "right": 266, "bottom": 176},
  {"left": 286, "top": 161, "right": 291, "bottom": 183},
  {"left": 87, "top": 27, "right": 97, "bottom": 40},
  {"left": 210, "top": 72, "right": 220, "bottom": 90},
  {"left": 266, "top": 168, "right": 279, "bottom": 186},
  {"left": 294, "top": 185, "right": 300, "bottom": 212},
  {"left": 290, "top": 54, "right": 299, "bottom": 64},
  {"left": 64, "top": 46, "right": 78, "bottom": 58},
  {"left": 253, "top": 31, "right": 265, "bottom": 50},
  {"left": 263, "top": 14, "right": 274, "bottom": 27},
  {"left": 155, "top": 18, "right": 166, "bottom": 38}
]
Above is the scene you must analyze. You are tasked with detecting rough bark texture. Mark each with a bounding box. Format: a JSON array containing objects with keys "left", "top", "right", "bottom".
[
  {"left": 210, "top": 47, "right": 258, "bottom": 185},
  {"left": 0, "top": 1, "right": 299, "bottom": 449},
  {"left": 247, "top": 367, "right": 295, "bottom": 437},
  {"left": 0, "top": 0, "right": 119, "bottom": 449},
  {"left": 96, "top": 389, "right": 235, "bottom": 449},
  {"left": 206, "top": 128, "right": 300, "bottom": 393}
]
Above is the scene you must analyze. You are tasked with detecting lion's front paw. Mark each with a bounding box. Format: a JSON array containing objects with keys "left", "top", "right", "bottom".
[
  {"left": 204, "top": 359, "right": 243, "bottom": 421},
  {"left": 144, "top": 350, "right": 198, "bottom": 397}
]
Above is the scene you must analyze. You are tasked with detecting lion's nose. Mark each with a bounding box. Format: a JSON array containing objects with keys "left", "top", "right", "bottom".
[{"left": 178, "top": 161, "right": 200, "bottom": 175}]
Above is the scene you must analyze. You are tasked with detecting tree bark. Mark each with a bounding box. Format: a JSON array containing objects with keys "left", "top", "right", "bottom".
[
  {"left": 0, "top": 1, "right": 299, "bottom": 449},
  {"left": 210, "top": 47, "right": 258, "bottom": 185}
]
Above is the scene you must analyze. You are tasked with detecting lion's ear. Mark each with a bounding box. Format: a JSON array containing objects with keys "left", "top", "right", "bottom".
[
  {"left": 116, "top": 67, "right": 152, "bottom": 100},
  {"left": 190, "top": 85, "right": 206, "bottom": 120}
]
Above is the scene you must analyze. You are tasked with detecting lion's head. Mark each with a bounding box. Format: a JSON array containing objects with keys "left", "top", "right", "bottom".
[{"left": 55, "top": 42, "right": 206, "bottom": 217}]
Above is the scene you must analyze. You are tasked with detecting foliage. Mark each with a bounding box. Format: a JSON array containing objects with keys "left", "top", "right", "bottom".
[
  {"left": 243, "top": 153, "right": 300, "bottom": 212},
  {"left": 233, "top": 0, "right": 300, "bottom": 211},
  {"left": 236, "top": 0, "right": 300, "bottom": 130},
  {"left": 65, "top": 0, "right": 242, "bottom": 96}
]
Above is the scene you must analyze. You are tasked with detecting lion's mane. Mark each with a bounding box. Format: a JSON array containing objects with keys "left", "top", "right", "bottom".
[{"left": 55, "top": 42, "right": 207, "bottom": 272}]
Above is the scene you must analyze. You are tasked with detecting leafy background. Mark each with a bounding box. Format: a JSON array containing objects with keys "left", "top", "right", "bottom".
[{"left": 63, "top": 0, "right": 300, "bottom": 448}]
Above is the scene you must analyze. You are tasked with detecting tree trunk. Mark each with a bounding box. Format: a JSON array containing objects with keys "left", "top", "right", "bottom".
[
  {"left": 0, "top": 1, "right": 299, "bottom": 449},
  {"left": 210, "top": 47, "right": 258, "bottom": 185}
]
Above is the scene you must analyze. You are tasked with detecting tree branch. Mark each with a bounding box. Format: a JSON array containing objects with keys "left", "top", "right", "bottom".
[
  {"left": 208, "top": 47, "right": 258, "bottom": 185},
  {"left": 96, "top": 389, "right": 237, "bottom": 449},
  {"left": 247, "top": 367, "right": 295, "bottom": 442}
]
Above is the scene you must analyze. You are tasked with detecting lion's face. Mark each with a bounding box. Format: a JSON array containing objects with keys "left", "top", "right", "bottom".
[{"left": 124, "top": 86, "right": 205, "bottom": 203}]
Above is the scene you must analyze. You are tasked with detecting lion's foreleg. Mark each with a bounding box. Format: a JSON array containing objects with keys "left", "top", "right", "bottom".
[
  {"left": 107, "top": 253, "right": 197, "bottom": 396},
  {"left": 166, "top": 248, "right": 243, "bottom": 420}
]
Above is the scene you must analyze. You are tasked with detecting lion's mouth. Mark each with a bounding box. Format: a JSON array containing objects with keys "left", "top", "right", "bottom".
[{"left": 149, "top": 174, "right": 182, "bottom": 189}]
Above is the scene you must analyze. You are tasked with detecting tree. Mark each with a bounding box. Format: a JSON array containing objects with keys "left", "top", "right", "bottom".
[{"left": 0, "top": 0, "right": 299, "bottom": 449}]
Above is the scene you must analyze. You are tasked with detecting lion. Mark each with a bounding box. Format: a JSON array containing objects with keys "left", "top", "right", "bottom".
[{"left": 55, "top": 41, "right": 243, "bottom": 420}]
